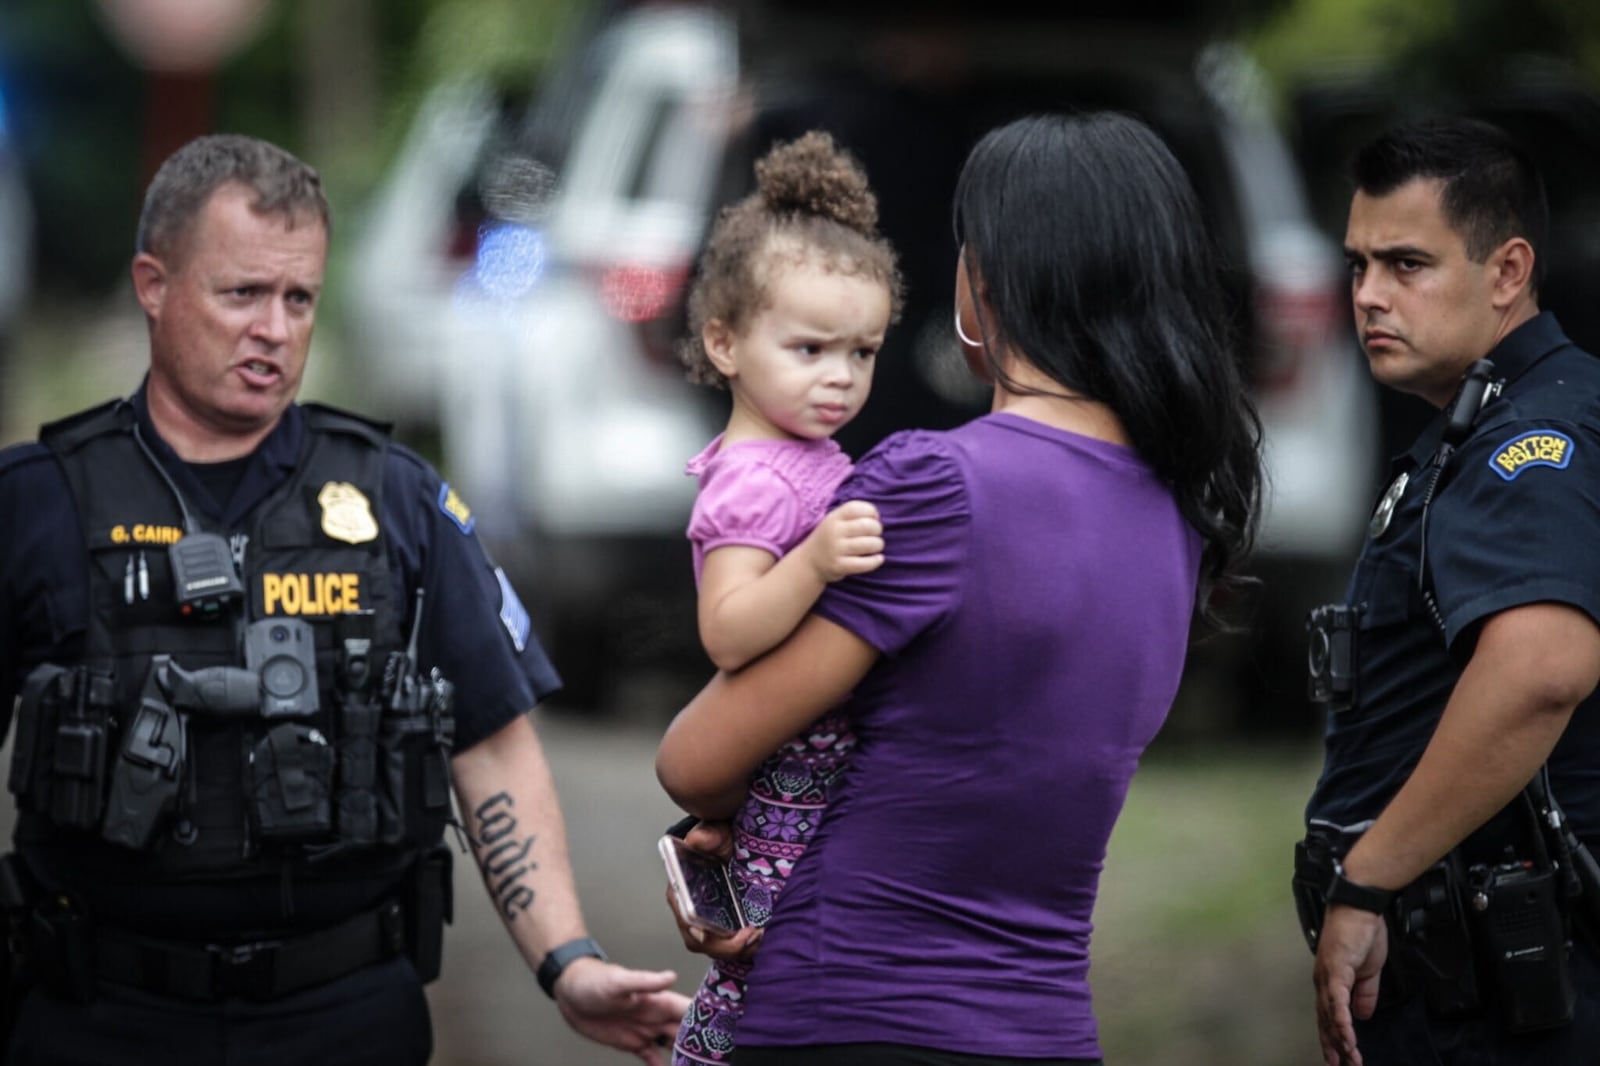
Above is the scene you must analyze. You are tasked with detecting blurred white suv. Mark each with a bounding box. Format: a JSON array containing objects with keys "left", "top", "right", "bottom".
[{"left": 353, "top": 4, "right": 1378, "bottom": 714}]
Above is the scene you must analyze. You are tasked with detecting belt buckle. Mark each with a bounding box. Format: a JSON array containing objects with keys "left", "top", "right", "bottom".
[{"left": 211, "top": 940, "right": 277, "bottom": 1000}]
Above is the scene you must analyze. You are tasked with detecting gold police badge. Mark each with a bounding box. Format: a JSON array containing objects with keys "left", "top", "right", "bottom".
[{"left": 318, "top": 481, "right": 379, "bottom": 544}]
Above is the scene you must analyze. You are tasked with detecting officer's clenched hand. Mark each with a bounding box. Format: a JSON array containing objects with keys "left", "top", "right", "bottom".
[
  {"left": 553, "top": 958, "right": 689, "bottom": 1065},
  {"left": 1313, "top": 905, "right": 1387, "bottom": 1066}
]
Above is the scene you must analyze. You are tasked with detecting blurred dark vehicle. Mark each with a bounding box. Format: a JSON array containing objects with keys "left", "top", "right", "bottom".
[
  {"left": 347, "top": 1, "right": 1379, "bottom": 720},
  {"left": 0, "top": 81, "right": 32, "bottom": 362},
  {"left": 1289, "top": 61, "right": 1600, "bottom": 461}
]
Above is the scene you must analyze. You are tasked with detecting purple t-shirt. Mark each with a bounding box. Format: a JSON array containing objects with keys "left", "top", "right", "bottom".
[
  {"left": 735, "top": 413, "right": 1202, "bottom": 1059},
  {"left": 685, "top": 435, "right": 854, "bottom": 584}
]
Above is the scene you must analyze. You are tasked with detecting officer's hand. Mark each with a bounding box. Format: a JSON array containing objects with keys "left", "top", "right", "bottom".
[
  {"left": 552, "top": 957, "right": 690, "bottom": 1066},
  {"left": 1312, "top": 904, "right": 1387, "bottom": 1066},
  {"left": 804, "top": 500, "right": 883, "bottom": 583},
  {"left": 663, "top": 820, "right": 763, "bottom": 963}
]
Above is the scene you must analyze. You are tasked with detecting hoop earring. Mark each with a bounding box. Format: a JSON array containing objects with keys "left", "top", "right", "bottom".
[{"left": 954, "top": 305, "right": 983, "bottom": 348}]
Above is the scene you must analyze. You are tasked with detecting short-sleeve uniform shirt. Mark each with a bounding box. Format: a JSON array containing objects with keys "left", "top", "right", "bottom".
[{"left": 1307, "top": 313, "right": 1600, "bottom": 850}]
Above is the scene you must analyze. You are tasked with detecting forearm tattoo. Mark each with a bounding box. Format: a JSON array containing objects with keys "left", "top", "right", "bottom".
[{"left": 474, "top": 792, "right": 536, "bottom": 920}]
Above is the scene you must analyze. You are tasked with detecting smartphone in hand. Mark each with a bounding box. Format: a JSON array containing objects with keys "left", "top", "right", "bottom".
[{"left": 658, "top": 834, "right": 746, "bottom": 934}]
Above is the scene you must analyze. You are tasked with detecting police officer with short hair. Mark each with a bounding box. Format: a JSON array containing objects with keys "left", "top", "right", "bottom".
[
  {"left": 0, "top": 134, "right": 687, "bottom": 1064},
  {"left": 1298, "top": 116, "right": 1600, "bottom": 1065}
]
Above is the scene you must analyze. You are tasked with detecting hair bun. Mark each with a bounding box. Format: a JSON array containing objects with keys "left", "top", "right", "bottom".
[{"left": 755, "top": 131, "right": 879, "bottom": 236}]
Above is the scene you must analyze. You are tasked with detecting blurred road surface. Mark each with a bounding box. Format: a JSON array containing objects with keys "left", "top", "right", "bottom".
[{"left": 431, "top": 705, "right": 693, "bottom": 1066}]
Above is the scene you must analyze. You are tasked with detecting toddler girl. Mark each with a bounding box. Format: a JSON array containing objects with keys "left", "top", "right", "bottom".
[{"left": 670, "top": 131, "right": 903, "bottom": 1066}]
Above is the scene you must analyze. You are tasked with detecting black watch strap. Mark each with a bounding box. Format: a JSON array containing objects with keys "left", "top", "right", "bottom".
[
  {"left": 1325, "top": 860, "right": 1395, "bottom": 915},
  {"left": 537, "top": 937, "right": 608, "bottom": 999}
]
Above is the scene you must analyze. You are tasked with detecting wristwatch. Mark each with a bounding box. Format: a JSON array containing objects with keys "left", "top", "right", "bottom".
[
  {"left": 1326, "top": 859, "right": 1396, "bottom": 915},
  {"left": 537, "top": 937, "right": 608, "bottom": 999}
]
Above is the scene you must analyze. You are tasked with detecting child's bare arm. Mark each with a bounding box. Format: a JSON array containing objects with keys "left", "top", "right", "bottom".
[{"left": 698, "top": 500, "right": 883, "bottom": 671}]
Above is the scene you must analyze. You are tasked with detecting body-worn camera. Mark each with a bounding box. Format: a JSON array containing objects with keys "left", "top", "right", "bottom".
[
  {"left": 1307, "top": 603, "right": 1360, "bottom": 707},
  {"left": 245, "top": 617, "right": 319, "bottom": 718}
]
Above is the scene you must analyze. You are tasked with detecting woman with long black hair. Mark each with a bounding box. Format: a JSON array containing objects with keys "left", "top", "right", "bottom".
[{"left": 657, "top": 112, "right": 1263, "bottom": 1066}]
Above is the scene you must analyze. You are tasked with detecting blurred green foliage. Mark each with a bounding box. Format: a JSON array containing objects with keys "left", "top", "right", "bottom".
[{"left": 1247, "top": 0, "right": 1600, "bottom": 103}]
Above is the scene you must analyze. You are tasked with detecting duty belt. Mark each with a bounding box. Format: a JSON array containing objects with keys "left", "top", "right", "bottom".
[{"left": 57, "top": 898, "right": 406, "bottom": 1002}]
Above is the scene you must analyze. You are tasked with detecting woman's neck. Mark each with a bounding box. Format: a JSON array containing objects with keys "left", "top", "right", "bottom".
[{"left": 989, "top": 351, "right": 1130, "bottom": 447}]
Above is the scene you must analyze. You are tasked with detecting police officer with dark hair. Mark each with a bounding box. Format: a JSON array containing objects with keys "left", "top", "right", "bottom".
[
  {"left": 1297, "top": 116, "right": 1600, "bottom": 1065},
  {"left": 0, "top": 134, "right": 687, "bottom": 1064}
]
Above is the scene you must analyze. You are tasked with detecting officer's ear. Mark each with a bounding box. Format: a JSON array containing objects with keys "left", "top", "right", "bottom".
[
  {"left": 1488, "top": 236, "right": 1536, "bottom": 309},
  {"left": 131, "top": 252, "right": 169, "bottom": 320}
]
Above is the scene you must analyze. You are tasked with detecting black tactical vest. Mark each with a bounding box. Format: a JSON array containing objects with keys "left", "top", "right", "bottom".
[{"left": 9, "top": 400, "right": 454, "bottom": 884}]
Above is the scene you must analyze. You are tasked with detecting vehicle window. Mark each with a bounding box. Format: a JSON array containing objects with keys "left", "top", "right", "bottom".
[{"left": 626, "top": 94, "right": 729, "bottom": 206}]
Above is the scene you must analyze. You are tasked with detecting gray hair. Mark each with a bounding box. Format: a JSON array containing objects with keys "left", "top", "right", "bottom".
[{"left": 136, "top": 134, "right": 330, "bottom": 259}]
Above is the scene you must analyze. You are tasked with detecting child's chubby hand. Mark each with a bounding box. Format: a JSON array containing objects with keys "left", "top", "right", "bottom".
[{"left": 807, "top": 499, "right": 884, "bottom": 582}]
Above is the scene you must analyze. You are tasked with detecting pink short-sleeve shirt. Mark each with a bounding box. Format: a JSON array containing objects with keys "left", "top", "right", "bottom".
[{"left": 684, "top": 435, "right": 854, "bottom": 583}]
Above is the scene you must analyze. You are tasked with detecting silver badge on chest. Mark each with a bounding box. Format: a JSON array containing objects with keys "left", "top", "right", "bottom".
[{"left": 1369, "top": 471, "right": 1409, "bottom": 539}]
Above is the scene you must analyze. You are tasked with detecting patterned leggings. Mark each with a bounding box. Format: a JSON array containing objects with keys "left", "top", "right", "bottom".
[{"left": 671, "top": 711, "right": 854, "bottom": 1066}]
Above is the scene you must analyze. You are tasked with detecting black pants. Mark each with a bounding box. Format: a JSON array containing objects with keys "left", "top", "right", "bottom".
[
  {"left": 3, "top": 956, "right": 432, "bottom": 1065},
  {"left": 1354, "top": 939, "right": 1600, "bottom": 1065},
  {"left": 735, "top": 1044, "right": 1101, "bottom": 1066}
]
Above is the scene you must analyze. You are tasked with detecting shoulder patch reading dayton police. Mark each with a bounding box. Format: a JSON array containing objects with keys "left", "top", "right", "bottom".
[
  {"left": 438, "top": 483, "right": 475, "bottom": 534},
  {"left": 319, "top": 481, "right": 379, "bottom": 544},
  {"left": 1489, "top": 429, "right": 1574, "bottom": 481}
]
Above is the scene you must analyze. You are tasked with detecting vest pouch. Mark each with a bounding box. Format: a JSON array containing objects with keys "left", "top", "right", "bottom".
[
  {"left": 12, "top": 666, "right": 116, "bottom": 832},
  {"left": 376, "top": 669, "right": 456, "bottom": 849},
  {"left": 376, "top": 716, "right": 450, "bottom": 849},
  {"left": 334, "top": 694, "right": 382, "bottom": 847},
  {"left": 8, "top": 665, "right": 69, "bottom": 810},
  {"left": 248, "top": 723, "right": 334, "bottom": 841}
]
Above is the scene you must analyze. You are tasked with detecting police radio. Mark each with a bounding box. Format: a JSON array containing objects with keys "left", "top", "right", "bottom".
[
  {"left": 170, "top": 532, "right": 245, "bottom": 617},
  {"left": 1442, "top": 359, "right": 1501, "bottom": 450}
]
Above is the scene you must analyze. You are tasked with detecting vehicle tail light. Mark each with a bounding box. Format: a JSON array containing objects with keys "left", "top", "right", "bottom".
[
  {"left": 1253, "top": 277, "right": 1345, "bottom": 392},
  {"left": 596, "top": 262, "right": 693, "bottom": 366},
  {"left": 599, "top": 263, "right": 691, "bottom": 324}
]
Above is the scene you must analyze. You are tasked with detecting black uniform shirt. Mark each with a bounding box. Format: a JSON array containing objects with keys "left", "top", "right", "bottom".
[
  {"left": 1306, "top": 313, "right": 1600, "bottom": 850},
  {"left": 0, "top": 388, "right": 561, "bottom": 933}
]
